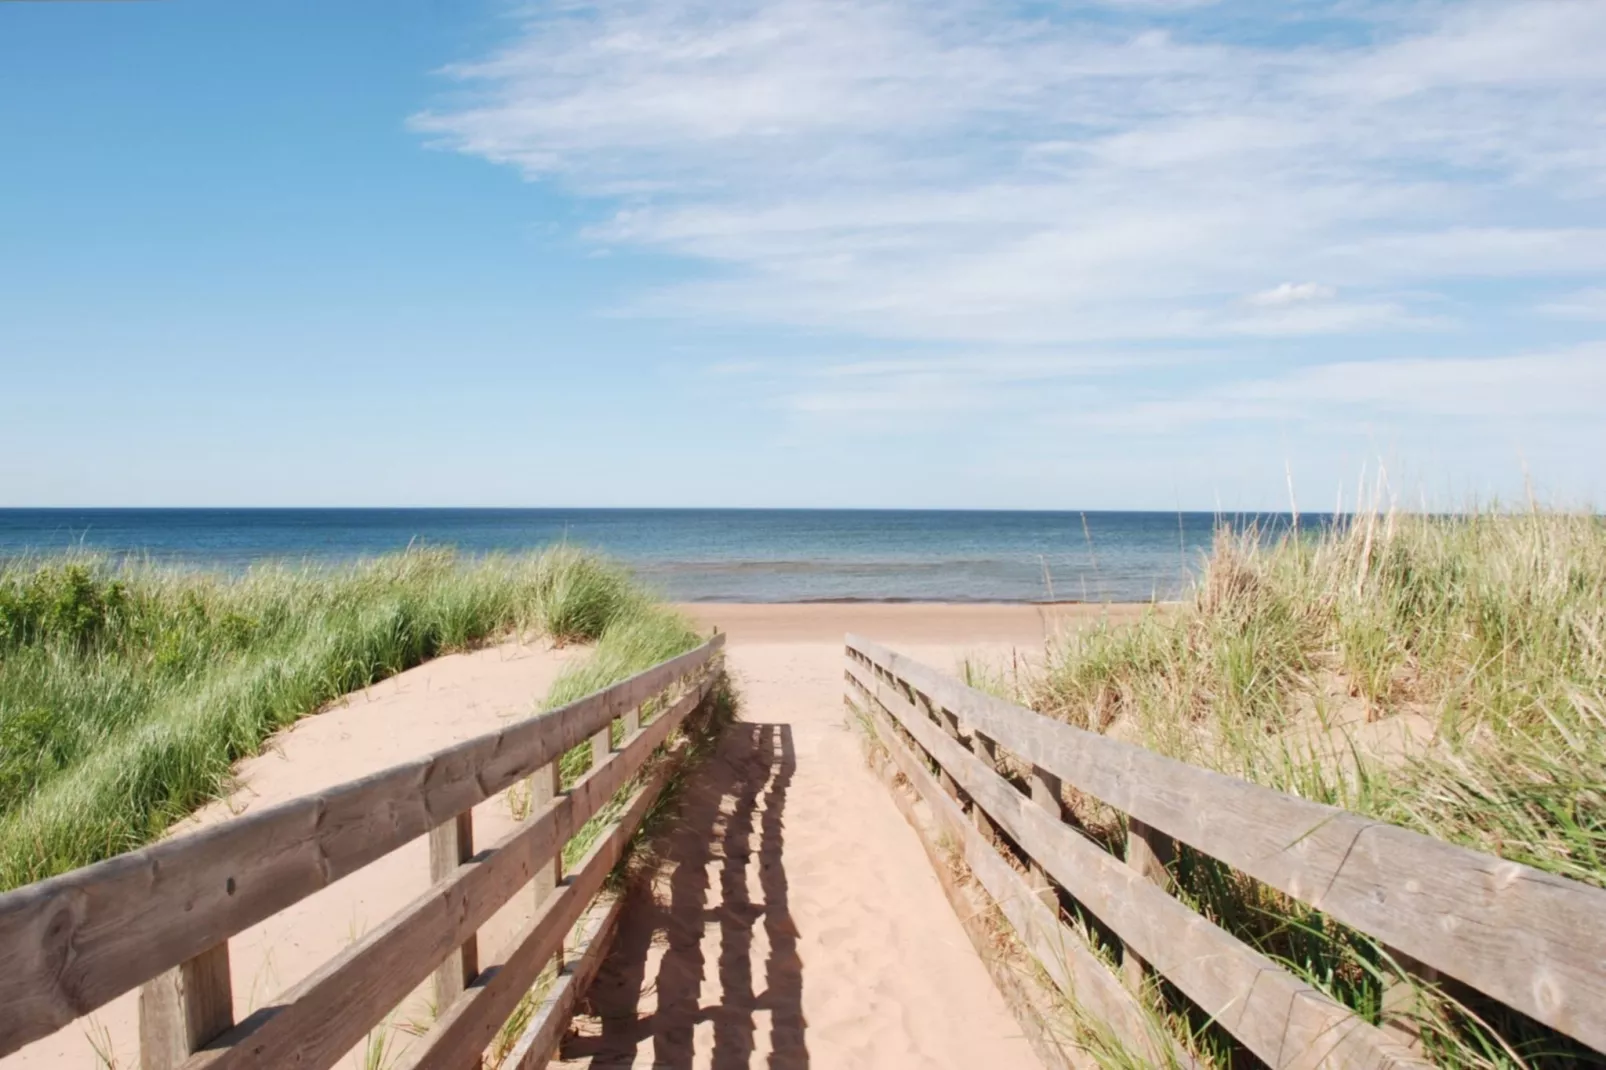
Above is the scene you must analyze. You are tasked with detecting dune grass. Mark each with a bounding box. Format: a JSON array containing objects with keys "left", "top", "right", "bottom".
[
  {"left": 0, "top": 545, "right": 672, "bottom": 890},
  {"left": 1029, "top": 509, "right": 1605, "bottom": 1069},
  {"left": 483, "top": 602, "right": 729, "bottom": 1070},
  {"left": 487, "top": 660, "right": 737, "bottom": 1070},
  {"left": 543, "top": 603, "right": 718, "bottom": 862}
]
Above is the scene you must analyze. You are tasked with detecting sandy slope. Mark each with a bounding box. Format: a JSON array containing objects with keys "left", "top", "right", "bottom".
[
  {"left": 555, "top": 603, "right": 1142, "bottom": 1070},
  {"left": 5, "top": 639, "right": 583, "bottom": 1070},
  {"left": 8, "top": 602, "right": 1144, "bottom": 1069}
]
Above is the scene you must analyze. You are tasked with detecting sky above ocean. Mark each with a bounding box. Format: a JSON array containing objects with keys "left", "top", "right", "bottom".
[{"left": 2, "top": 2, "right": 1603, "bottom": 511}]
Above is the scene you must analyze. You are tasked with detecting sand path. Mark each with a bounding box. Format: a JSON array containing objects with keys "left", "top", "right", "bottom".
[
  {"left": 555, "top": 604, "right": 1140, "bottom": 1069},
  {"left": 8, "top": 603, "right": 1141, "bottom": 1069}
]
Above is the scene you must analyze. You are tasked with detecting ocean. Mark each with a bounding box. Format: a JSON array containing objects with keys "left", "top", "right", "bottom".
[{"left": 0, "top": 509, "right": 1322, "bottom": 603}]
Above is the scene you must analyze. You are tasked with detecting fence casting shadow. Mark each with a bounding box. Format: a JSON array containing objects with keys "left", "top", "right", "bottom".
[{"left": 559, "top": 721, "right": 806, "bottom": 1069}]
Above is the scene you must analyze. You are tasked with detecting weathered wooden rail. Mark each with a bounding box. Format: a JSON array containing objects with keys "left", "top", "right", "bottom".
[
  {"left": 845, "top": 634, "right": 1606, "bottom": 1069},
  {"left": 0, "top": 633, "right": 725, "bottom": 1069}
]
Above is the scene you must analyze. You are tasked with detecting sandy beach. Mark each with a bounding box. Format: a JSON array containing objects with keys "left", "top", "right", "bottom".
[
  {"left": 680, "top": 600, "right": 1150, "bottom": 648},
  {"left": 4, "top": 602, "right": 1141, "bottom": 1070},
  {"left": 553, "top": 603, "right": 1147, "bottom": 1069},
  {"left": 12, "top": 4, "right": 1596, "bottom": 1062}
]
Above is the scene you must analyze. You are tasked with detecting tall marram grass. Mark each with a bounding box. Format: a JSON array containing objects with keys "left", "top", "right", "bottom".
[
  {"left": 545, "top": 603, "right": 711, "bottom": 859},
  {"left": 0, "top": 546, "right": 676, "bottom": 890},
  {"left": 487, "top": 634, "right": 735, "bottom": 1070},
  {"left": 1031, "top": 509, "right": 1605, "bottom": 1069}
]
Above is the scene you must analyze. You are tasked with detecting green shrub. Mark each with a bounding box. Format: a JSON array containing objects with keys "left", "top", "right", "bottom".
[{"left": 0, "top": 562, "right": 129, "bottom": 649}]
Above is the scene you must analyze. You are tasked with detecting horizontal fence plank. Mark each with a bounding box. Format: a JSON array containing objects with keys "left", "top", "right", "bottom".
[
  {"left": 504, "top": 891, "right": 628, "bottom": 1070},
  {"left": 848, "top": 634, "right": 1606, "bottom": 1056},
  {"left": 181, "top": 671, "right": 716, "bottom": 1070},
  {"left": 0, "top": 635, "right": 723, "bottom": 1058},
  {"left": 849, "top": 667, "right": 1189, "bottom": 1069},
  {"left": 848, "top": 659, "right": 1426, "bottom": 1070},
  {"left": 398, "top": 725, "right": 698, "bottom": 1070}
]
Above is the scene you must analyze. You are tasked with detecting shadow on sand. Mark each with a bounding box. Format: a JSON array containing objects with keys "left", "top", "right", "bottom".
[{"left": 560, "top": 721, "right": 807, "bottom": 1069}]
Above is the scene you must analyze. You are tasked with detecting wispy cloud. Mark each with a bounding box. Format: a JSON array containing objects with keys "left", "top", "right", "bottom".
[
  {"left": 412, "top": 0, "right": 1606, "bottom": 490},
  {"left": 1086, "top": 344, "right": 1606, "bottom": 432},
  {"left": 414, "top": 0, "right": 1605, "bottom": 345},
  {"left": 1247, "top": 283, "right": 1337, "bottom": 308},
  {"left": 1540, "top": 287, "right": 1606, "bottom": 322}
]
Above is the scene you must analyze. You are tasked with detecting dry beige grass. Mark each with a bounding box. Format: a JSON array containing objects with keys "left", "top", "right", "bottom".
[{"left": 1026, "top": 509, "right": 1605, "bottom": 1069}]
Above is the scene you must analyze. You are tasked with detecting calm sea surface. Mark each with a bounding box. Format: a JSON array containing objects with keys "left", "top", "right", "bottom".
[{"left": 0, "top": 509, "right": 1326, "bottom": 603}]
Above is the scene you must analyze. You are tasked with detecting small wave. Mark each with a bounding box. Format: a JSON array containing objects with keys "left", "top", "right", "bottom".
[
  {"left": 636, "top": 557, "right": 1085, "bottom": 575},
  {"left": 677, "top": 595, "right": 1100, "bottom": 605}
]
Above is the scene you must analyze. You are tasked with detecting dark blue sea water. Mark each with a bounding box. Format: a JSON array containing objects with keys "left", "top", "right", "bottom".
[{"left": 0, "top": 509, "right": 1326, "bottom": 603}]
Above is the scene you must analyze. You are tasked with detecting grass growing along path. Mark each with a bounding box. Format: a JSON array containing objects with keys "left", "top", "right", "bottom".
[
  {"left": 1027, "top": 510, "right": 1605, "bottom": 1069},
  {"left": 0, "top": 546, "right": 700, "bottom": 891}
]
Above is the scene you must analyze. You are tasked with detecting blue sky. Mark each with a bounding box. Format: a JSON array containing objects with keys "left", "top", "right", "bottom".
[{"left": 2, "top": 0, "right": 1603, "bottom": 510}]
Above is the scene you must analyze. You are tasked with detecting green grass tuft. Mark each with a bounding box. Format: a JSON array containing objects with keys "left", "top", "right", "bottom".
[
  {"left": 530, "top": 545, "right": 645, "bottom": 646},
  {"left": 543, "top": 603, "right": 707, "bottom": 809},
  {"left": 0, "top": 546, "right": 672, "bottom": 890}
]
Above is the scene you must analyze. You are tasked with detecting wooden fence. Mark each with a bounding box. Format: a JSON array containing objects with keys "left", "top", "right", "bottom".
[
  {"left": 0, "top": 633, "right": 726, "bottom": 1069},
  {"left": 844, "top": 634, "right": 1606, "bottom": 1069}
]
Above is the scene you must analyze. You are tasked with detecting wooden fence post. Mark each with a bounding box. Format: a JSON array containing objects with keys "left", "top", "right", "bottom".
[
  {"left": 1381, "top": 945, "right": 1441, "bottom": 1050},
  {"left": 1027, "top": 765, "right": 1065, "bottom": 908},
  {"left": 923, "top": 693, "right": 965, "bottom": 802},
  {"left": 137, "top": 942, "right": 233, "bottom": 1070},
  {"left": 531, "top": 762, "right": 562, "bottom": 905},
  {"left": 429, "top": 811, "right": 479, "bottom": 1012},
  {"left": 969, "top": 730, "right": 1002, "bottom": 846},
  {"left": 530, "top": 761, "right": 564, "bottom": 974},
  {"left": 1122, "top": 816, "right": 1175, "bottom": 992}
]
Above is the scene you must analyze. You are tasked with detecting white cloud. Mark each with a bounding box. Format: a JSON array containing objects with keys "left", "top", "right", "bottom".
[
  {"left": 412, "top": 0, "right": 1606, "bottom": 501},
  {"left": 1222, "top": 301, "right": 1430, "bottom": 338},
  {"left": 729, "top": 348, "right": 1162, "bottom": 424},
  {"left": 413, "top": 0, "right": 1606, "bottom": 349},
  {"left": 1539, "top": 287, "right": 1606, "bottom": 321},
  {"left": 1247, "top": 283, "right": 1336, "bottom": 307},
  {"left": 1316, "top": 2, "right": 1606, "bottom": 101},
  {"left": 1087, "top": 344, "right": 1606, "bottom": 432}
]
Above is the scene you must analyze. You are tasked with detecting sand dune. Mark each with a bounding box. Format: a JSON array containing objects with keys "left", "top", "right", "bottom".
[
  {"left": 4, "top": 639, "right": 583, "bottom": 1070},
  {"left": 6, "top": 603, "right": 1141, "bottom": 1068}
]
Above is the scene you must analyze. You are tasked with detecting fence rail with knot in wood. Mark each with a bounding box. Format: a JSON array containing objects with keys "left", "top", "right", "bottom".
[
  {"left": 0, "top": 634, "right": 725, "bottom": 1070},
  {"left": 844, "top": 634, "right": 1606, "bottom": 1070}
]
